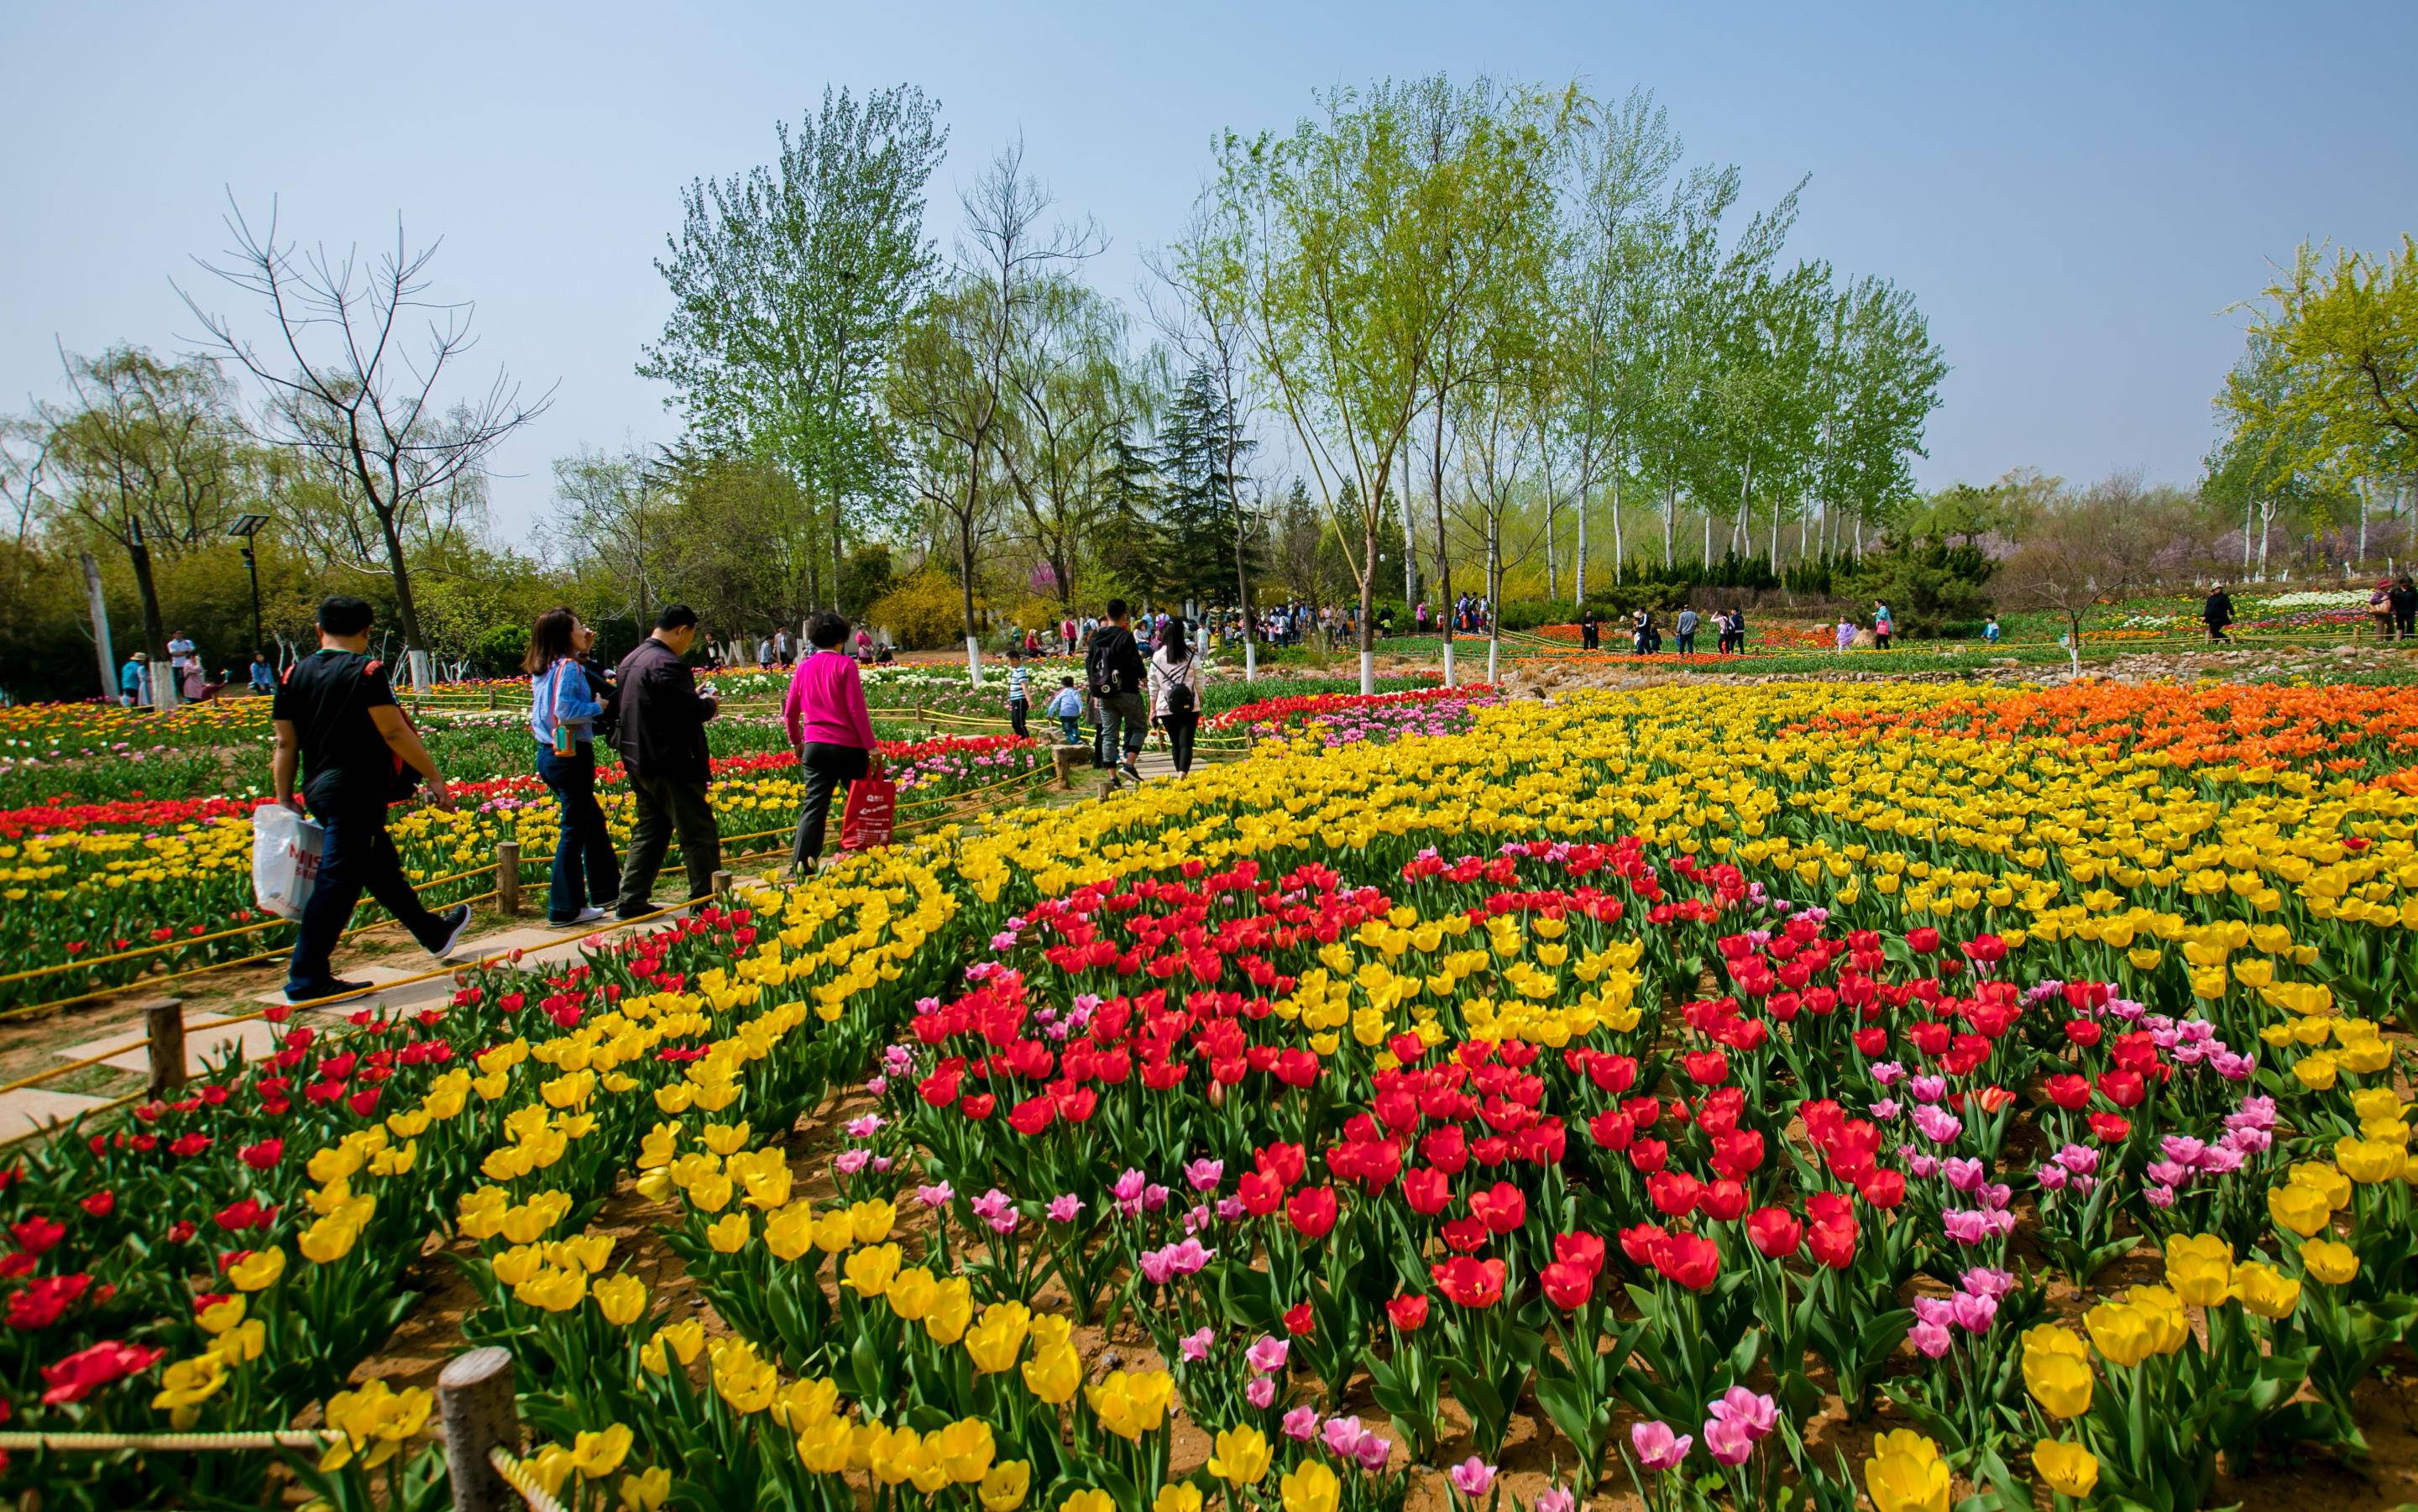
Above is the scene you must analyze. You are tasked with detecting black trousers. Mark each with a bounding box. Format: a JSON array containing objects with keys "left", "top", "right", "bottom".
[
  {"left": 616, "top": 772, "right": 720, "bottom": 914},
  {"left": 791, "top": 743, "right": 869, "bottom": 870},
  {"left": 286, "top": 794, "right": 447, "bottom": 991},
  {"left": 1159, "top": 713, "right": 1199, "bottom": 774},
  {"left": 536, "top": 742, "right": 618, "bottom": 923},
  {"left": 1009, "top": 698, "right": 1028, "bottom": 739}
]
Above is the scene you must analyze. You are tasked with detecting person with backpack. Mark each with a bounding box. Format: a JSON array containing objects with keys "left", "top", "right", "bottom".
[
  {"left": 1675, "top": 606, "right": 1700, "bottom": 656},
  {"left": 1086, "top": 598, "right": 1149, "bottom": 788},
  {"left": 526, "top": 607, "right": 617, "bottom": 928},
  {"left": 610, "top": 604, "right": 723, "bottom": 916},
  {"left": 271, "top": 594, "right": 470, "bottom": 1002},
  {"left": 1872, "top": 602, "right": 1895, "bottom": 650},
  {"left": 1149, "top": 617, "right": 1204, "bottom": 777}
]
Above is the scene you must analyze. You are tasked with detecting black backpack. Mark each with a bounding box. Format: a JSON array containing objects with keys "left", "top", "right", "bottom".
[{"left": 1164, "top": 657, "right": 1195, "bottom": 715}]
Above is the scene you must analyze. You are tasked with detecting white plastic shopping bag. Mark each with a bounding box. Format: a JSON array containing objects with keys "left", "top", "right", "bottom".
[{"left": 251, "top": 803, "right": 325, "bottom": 920}]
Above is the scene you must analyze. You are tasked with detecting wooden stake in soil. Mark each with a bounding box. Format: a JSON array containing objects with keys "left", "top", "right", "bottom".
[
  {"left": 495, "top": 842, "right": 521, "bottom": 917},
  {"left": 143, "top": 998, "right": 186, "bottom": 1097},
  {"left": 437, "top": 1347, "right": 519, "bottom": 1512}
]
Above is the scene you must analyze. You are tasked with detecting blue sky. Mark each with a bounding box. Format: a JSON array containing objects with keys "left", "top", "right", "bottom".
[{"left": 3, "top": 1, "right": 2411, "bottom": 537}]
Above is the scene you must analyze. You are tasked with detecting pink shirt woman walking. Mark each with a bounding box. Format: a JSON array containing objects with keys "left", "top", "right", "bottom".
[{"left": 781, "top": 612, "right": 880, "bottom": 874}]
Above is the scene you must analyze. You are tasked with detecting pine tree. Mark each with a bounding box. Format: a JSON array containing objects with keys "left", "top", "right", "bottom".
[{"left": 1154, "top": 364, "right": 1259, "bottom": 610}]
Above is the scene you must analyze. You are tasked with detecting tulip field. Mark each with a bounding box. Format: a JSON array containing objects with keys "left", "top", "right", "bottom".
[{"left": 2, "top": 676, "right": 2415, "bottom": 1512}]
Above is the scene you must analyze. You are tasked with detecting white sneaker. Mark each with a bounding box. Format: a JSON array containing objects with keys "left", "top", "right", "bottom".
[{"left": 550, "top": 906, "right": 606, "bottom": 926}]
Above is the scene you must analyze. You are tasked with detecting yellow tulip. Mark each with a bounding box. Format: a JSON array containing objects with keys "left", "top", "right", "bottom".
[
  {"left": 228, "top": 1246, "right": 286, "bottom": 1292},
  {"left": 2085, "top": 1301, "right": 2154, "bottom": 1368},
  {"left": 2230, "top": 1260, "right": 2303, "bottom": 1319},
  {"left": 1022, "top": 1342, "right": 1081, "bottom": 1405},
  {"left": 196, "top": 1295, "right": 245, "bottom": 1335},
  {"left": 516, "top": 1267, "right": 587, "bottom": 1313},
  {"left": 709, "top": 1338, "right": 778, "bottom": 1414},
  {"left": 2122, "top": 1285, "right": 2189, "bottom": 1354},
  {"left": 1154, "top": 1485, "right": 1205, "bottom": 1512},
  {"left": 571, "top": 1425, "right": 633, "bottom": 1480},
  {"left": 925, "top": 1276, "right": 974, "bottom": 1345},
  {"left": 707, "top": 1212, "right": 752, "bottom": 1253},
  {"left": 980, "top": 1460, "right": 1033, "bottom": 1512},
  {"left": 2337, "top": 1137, "right": 2404, "bottom": 1185},
  {"left": 1061, "top": 1492, "right": 1114, "bottom": 1512},
  {"left": 964, "top": 1301, "right": 1032, "bottom": 1374},
  {"left": 812, "top": 1210, "right": 857, "bottom": 1254},
  {"left": 843, "top": 1243, "right": 901, "bottom": 1297},
  {"left": 640, "top": 1320, "right": 704, "bottom": 1376},
  {"left": 2163, "top": 1233, "right": 2232, "bottom": 1306},
  {"left": 886, "top": 1267, "right": 938, "bottom": 1321},
  {"left": 1866, "top": 1431, "right": 1949, "bottom": 1512},
  {"left": 760, "top": 1204, "right": 814, "bottom": 1262},
  {"left": 2300, "top": 1237, "right": 2359, "bottom": 1284},
  {"left": 2290, "top": 1161, "right": 2353, "bottom": 1210},
  {"left": 594, "top": 1274, "right": 648, "bottom": 1326},
  {"left": 1207, "top": 1426, "right": 1271, "bottom": 1486},
  {"left": 1280, "top": 1459, "right": 1341, "bottom": 1512},
  {"left": 2033, "top": 1438, "right": 2098, "bottom": 1499},
  {"left": 2023, "top": 1349, "right": 2093, "bottom": 1419},
  {"left": 850, "top": 1197, "right": 898, "bottom": 1243},
  {"left": 931, "top": 1418, "right": 996, "bottom": 1484},
  {"left": 1083, "top": 1368, "right": 1175, "bottom": 1441},
  {"left": 2269, "top": 1182, "right": 2332, "bottom": 1238},
  {"left": 620, "top": 1466, "right": 673, "bottom": 1512}
]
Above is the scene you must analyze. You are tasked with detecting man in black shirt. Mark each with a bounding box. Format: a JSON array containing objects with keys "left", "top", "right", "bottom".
[
  {"left": 271, "top": 596, "right": 468, "bottom": 1002},
  {"left": 610, "top": 604, "right": 723, "bottom": 917},
  {"left": 1086, "top": 598, "right": 1149, "bottom": 789}
]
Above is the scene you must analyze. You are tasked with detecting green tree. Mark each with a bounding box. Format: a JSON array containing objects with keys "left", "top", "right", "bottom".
[
  {"left": 36, "top": 347, "right": 248, "bottom": 707},
  {"left": 642, "top": 86, "right": 947, "bottom": 606},
  {"left": 1154, "top": 364, "right": 1259, "bottom": 610}
]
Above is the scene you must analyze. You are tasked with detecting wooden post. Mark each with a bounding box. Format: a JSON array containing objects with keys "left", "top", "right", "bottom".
[
  {"left": 495, "top": 842, "right": 521, "bottom": 917},
  {"left": 142, "top": 998, "right": 186, "bottom": 1098},
  {"left": 485, "top": 686, "right": 499, "bottom": 710},
  {"left": 709, "top": 869, "right": 732, "bottom": 898},
  {"left": 1051, "top": 745, "right": 1080, "bottom": 789},
  {"left": 437, "top": 1347, "right": 518, "bottom": 1512}
]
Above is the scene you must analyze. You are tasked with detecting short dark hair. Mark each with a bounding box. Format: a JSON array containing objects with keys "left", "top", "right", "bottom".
[
  {"left": 317, "top": 595, "right": 374, "bottom": 636},
  {"left": 1008, "top": 646, "right": 1023, "bottom": 661},
  {"left": 1060, "top": 675, "right": 1075, "bottom": 687},
  {"left": 655, "top": 604, "right": 699, "bottom": 632},
  {"left": 1105, "top": 598, "right": 1128, "bottom": 621},
  {"left": 806, "top": 610, "right": 849, "bottom": 650}
]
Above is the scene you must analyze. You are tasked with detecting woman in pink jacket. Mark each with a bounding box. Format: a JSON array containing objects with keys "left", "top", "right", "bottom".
[{"left": 781, "top": 611, "right": 880, "bottom": 875}]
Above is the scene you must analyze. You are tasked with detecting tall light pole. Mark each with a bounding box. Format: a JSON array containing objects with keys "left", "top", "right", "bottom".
[{"left": 227, "top": 513, "right": 270, "bottom": 656}]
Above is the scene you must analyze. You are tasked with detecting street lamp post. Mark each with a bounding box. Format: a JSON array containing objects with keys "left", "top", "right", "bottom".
[{"left": 227, "top": 514, "right": 270, "bottom": 657}]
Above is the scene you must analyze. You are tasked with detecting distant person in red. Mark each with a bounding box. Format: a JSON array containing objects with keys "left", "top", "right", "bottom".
[{"left": 782, "top": 611, "right": 879, "bottom": 876}]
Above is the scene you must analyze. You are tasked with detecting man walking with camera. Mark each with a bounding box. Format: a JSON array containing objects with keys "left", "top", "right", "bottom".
[{"left": 612, "top": 604, "right": 724, "bottom": 917}]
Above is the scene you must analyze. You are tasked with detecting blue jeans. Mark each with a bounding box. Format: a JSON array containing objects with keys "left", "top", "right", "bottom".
[
  {"left": 1058, "top": 715, "right": 1081, "bottom": 744},
  {"left": 536, "top": 743, "right": 618, "bottom": 923}
]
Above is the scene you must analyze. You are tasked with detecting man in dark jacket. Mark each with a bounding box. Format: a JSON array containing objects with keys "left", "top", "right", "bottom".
[
  {"left": 2390, "top": 577, "right": 2417, "bottom": 642},
  {"left": 2202, "top": 585, "right": 2234, "bottom": 643},
  {"left": 1087, "top": 598, "right": 1149, "bottom": 788},
  {"left": 611, "top": 604, "right": 722, "bottom": 917}
]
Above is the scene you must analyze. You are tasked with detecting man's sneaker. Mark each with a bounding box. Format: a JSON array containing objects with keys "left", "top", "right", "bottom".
[
  {"left": 548, "top": 906, "right": 607, "bottom": 927},
  {"left": 1117, "top": 761, "right": 1144, "bottom": 785},
  {"left": 427, "top": 904, "right": 474, "bottom": 961},
  {"left": 285, "top": 977, "right": 372, "bottom": 1005}
]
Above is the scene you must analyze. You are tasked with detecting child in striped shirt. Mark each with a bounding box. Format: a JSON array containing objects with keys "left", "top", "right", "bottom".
[{"left": 1006, "top": 649, "right": 1030, "bottom": 738}]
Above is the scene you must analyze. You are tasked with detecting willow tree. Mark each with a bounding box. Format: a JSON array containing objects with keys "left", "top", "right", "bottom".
[{"left": 1217, "top": 76, "right": 1522, "bottom": 693}]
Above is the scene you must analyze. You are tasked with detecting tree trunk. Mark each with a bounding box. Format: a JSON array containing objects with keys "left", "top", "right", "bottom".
[
  {"left": 1431, "top": 402, "right": 1453, "bottom": 688},
  {"left": 1544, "top": 489, "right": 1557, "bottom": 602},
  {"left": 1358, "top": 506, "right": 1378, "bottom": 695},
  {"left": 125, "top": 534, "right": 175, "bottom": 711},
  {"left": 1665, "top": 476, "right": 1677, "bottom": 570},
  {"left": 1487, "top": 507, "right": 1502, "bottom": 685},
  {"left": 957, "top": 504, "right": 981, "bottom": 688},
  {"left": 1574, "top": 484, "right": 1588, "bottom": 604},
  {"left": 1399, "top": 442, "right": 1417, "bottom": 610},
  {"left": 1229, "top": 454, "right": 1256, "bottom": 685},
  {"left": 1732, "top": 458, "right": 1753, "bottom": 558},
  {"left": 1610, "top": 467, "right": 1625, "bottom": 586},
  {"left": 2241, "top": 492, "right": 2253, "bottom": 578},
  {"left": 2258, "top": 501, "right": 2272, "bottom": 579}
]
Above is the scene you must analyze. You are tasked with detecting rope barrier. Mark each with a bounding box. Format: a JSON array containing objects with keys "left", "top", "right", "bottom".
[
  {"left": 0, "top": 1429, "right": 339, "bottom": 1452},
  {"left": 490, "top": 1445, "right": 571, "bottom": 1512}
]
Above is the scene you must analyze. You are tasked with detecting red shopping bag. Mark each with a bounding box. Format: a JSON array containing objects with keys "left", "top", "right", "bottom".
[{"left": 840, "top": 772, "right": 898, "bottom": 851}]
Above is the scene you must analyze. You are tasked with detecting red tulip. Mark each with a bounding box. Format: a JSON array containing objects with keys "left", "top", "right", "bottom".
[
  {"left": 1283, "top": 1300, "right": 1315, "bottom": 1337},
  {"left": 1431, "top": 1256, "right": 1506, "bottom": 1308},
  {"left": 1646, "top": 1170, "right": 1702, "bottom": 1218},
  {"left": 1402, "top": 1167, "right": 1452, "bottom": 1217},
  {"left": 1700, "top": 1177, "right": 1748, "bottom": 1224},
  {"left": 1540, "top": 1259, "right": 1595, "bottom": 1311},
  {"left": 2086, "top": 1112, "right": 2132, "bottom": 1143},
  {"left": 238, "top": 1138, "right": 283, "bottom": 1170},
  {"left": 1285, "top": 1186, "right": 1338, "bottom": 1241},
  {"left": 1468, "top": 1182, "right": 1526, "bottom": 1235},
  {"left": 1006, "top": 1097, "right": 1055, "bottom": 1136},
  {"left": 1651, "top": 1232, "right": 1720, "bottom": 1291},
  {"left": 1238, "top": 1170, "right": 1285, "bottom": 1216},
  {"left": 1552, "top": 1232, "right": 1606, "bottom": 1277},
  {"left": 1387, "top": 1293, "right": 1430, "bottom": 1332},
  {"left": 1745, "top": 1206, "right": 1803, "bottom": 1258},
  {"left": 39, "top": 1340, "right": 163, "bottom": 1405}
]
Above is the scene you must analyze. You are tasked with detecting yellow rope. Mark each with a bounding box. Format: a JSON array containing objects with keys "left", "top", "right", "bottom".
[
  {"left": 489, "top": 1446, "right": 571, "bottom": 1512},
  {"left": 0, "top": 1428, "right": 339, "bottom": 1451}
]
